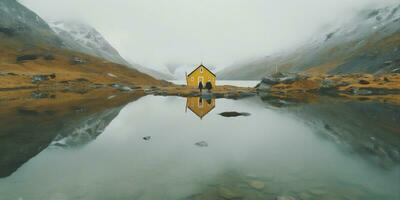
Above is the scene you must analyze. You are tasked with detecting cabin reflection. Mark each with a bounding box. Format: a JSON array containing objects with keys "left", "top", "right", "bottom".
[{"left": 185, "top": 97, "right": 215, "bottom": 119}]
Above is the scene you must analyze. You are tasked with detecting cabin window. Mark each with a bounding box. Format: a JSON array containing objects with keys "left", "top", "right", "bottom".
[
  {"left": 200, "top": 68, "right": 203, "bottom": 73},
  {"left": 191, "top": 77, "right": 194, "bottom": 81}
]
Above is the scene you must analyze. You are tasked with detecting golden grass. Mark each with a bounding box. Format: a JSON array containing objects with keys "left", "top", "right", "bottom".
[{"left": 0, "top": 37, "right": 168, "bottom": 90}]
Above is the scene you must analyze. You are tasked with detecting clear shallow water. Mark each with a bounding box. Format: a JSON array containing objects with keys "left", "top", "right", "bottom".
[{"left": 0, "top": 95, "right": 399, "bottom": 200}]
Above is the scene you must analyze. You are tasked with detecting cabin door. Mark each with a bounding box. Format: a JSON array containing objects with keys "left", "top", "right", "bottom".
[{"left": 198, "top": 77, "right": 204, "bottom": 86}]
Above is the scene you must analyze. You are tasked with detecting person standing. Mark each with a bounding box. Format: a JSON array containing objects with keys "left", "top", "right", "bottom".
[
  {"left": 205, "top": 81, "right": 212, "bottom": 92},
  {"left": 198, "top": 81, "right": 204, "bottom": 92}
]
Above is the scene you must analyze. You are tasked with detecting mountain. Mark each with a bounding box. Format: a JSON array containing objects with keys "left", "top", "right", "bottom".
[
  {"left": 129, "top": 61, "right": 175, "bottom": 80},
  {"left": 0, "top": 0, "right": 164, "bottom": 90},
  {"left": 49, "top": 20, "right": 174, "bottom": 80},
  {"left": 49, "top": 21, "right": 127, "bottom": 65},
  {"left": 218, "top": 3, "right": 400, "bottom": 80},
  {"left": 0, "top": 0, "right": 61, "bottom": 46}
]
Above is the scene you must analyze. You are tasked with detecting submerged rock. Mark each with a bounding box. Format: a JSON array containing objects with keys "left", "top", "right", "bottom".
[
  {"left": 16, "top": 54, "right": 38, "bottom": 62},
  {"left": 276, "top": 196, "right": 296, "bottom": 200},
  {"left": 218, "top": 186, "right": 242, "bottom": 199},
  {"left": 247, "top": 180, "right": 265, "bottom": 190},
  {"left": 143, "top": 136, "right": 151, "bottom": 141},
  {"left": 219, "top": 112, "right": 251, "bottom": 117}
]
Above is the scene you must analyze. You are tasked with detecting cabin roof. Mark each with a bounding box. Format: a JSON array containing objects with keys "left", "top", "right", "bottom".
[
  {"left": 187, "top": 64, "right": 216, "bottom": 77},
  {"left": 187, "top": 104, "right": 216, "bottom": 119}
]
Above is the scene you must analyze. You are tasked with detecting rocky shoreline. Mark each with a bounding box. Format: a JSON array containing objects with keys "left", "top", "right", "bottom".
[
  {"left": 1, "top": 71, "right": 400, "bottom": 103},
  {"left": 255, "top": 72, "right": 400, "bottom": 104}
]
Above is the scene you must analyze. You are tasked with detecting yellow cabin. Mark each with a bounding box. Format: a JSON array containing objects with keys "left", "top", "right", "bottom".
[
  {"left": 186, "top": 64, "right": 216, "bottom": 88},
  {"left": 186, "top": 97, "right": 215, "bottom": 119}
]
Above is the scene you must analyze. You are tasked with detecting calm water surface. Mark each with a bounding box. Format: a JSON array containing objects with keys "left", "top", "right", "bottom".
[
  {"left": 170, "top": 80, "right": 260, "bottom": 87},
  {"left": 0, "top": 92, "right": 399, "bottom": 200}
]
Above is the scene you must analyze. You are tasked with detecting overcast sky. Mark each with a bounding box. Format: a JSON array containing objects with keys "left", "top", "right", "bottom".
[{"left": 20, "top": 0, "right": 395, "bottom": 73}]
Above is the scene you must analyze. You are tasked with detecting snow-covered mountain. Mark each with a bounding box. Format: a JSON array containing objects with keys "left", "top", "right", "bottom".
[
  {"left": 49, "top": 21, "right": 127, "bottom": 64},
  {"left": 218, "top": 3, "right": 400, "bottom": 80},
  {"left": 49, "top": 20, "right": 174, "bottom": 80}
]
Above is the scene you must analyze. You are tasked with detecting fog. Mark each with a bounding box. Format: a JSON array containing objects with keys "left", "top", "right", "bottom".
[{"left": 20, "top": 0, "right": 395, "bottom": 74}]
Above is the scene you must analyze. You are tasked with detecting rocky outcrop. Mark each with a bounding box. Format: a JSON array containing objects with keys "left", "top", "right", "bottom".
[{"left": 257, "top": 73, "right": 400, "bottom": 97}]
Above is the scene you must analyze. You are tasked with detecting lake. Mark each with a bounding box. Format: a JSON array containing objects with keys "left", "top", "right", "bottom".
[
  {"left": 0, "top": 88, "right": 399, "bottom": 200},
  {"left": 170, "top": 80, "right": 260, "bottom": 88}
]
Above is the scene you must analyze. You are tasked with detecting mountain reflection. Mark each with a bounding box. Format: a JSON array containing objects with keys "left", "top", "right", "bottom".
[
  {"left": 185, "top": 97, "right": 215, "bottom": 119},
  {"left": 0, "top": 89, "right": 144, "bottom": 178},
  {"left": 261, "top": 95, "right": 400, "bottom": 169}
]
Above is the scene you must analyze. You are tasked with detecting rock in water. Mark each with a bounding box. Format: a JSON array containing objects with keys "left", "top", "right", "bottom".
[
  {"left": 218, "top": 186, "right": 242, "bottom": 199},
  {"left": 143, "top": 136, "right": 151, "bottom": 141},
  {"left": 219, "top": 112, "right": 251, "bottom": 117},
  {"left": 248, "top": 180, "right": 265, "bottom": 190},
  {"left": 195, "top": 141, "right": 208, "bottom": 147}
]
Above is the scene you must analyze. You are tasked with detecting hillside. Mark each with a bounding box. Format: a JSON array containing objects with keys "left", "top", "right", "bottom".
[
  {"left": 0, "top": 0, "right": 61, "bottom": 47},
  {"left": 49, "top": 20, "right": 174, "bottom": 80},
  {"left": 218, "top": 3, "right": 400, "bottom": 80},
  {"left": 0, "top": 0, "right": 167, "bottom": 90}
]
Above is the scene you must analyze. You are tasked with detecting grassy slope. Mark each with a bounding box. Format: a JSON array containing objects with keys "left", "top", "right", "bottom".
[{"left": 0, "top": 36, "right": 168, "bottom": 90}]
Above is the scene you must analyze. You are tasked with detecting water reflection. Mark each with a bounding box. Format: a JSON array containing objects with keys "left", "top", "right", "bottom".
[
  {"left": 0, "top": 89, "right": 143, "bottom": 178},
  {"left": 261, "top": 95, "right": 400, "bottom": 169},
  {"left": 185, "top": 97, "right": 215, "bottom": 119},
  {"left": 0, "top": 93, "right": 399, "bottom": 200}
]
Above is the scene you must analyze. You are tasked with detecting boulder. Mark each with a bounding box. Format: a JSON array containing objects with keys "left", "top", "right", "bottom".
[
  {"left": 392, "top": 68, "right": 400, "bottom": 73},
  {"left": 111, "top": 83, "right": 133, "bottom": 92},
  {"left": 261, "top": 75, "right": 279, "bottom": 85},
  {"left": 350, "top": 88, "right": 373, "bottom": 95},
  {"left": 32, "top": 75, "right": 49, "bottom": 84},
  {"left": 358, "top": 80, "right": 370, "bottom": 85},
  {"left": 31, "top": 91, "right": 49, "bottom": 99},
  {"left": 70, "top": 57, "right": 87, "bottom": 65},
  {"left": 320, "top": 79, "right": 336, "bottom": 89},
  {"left": 257, "top": 73, "right": 302, "bottom": 91},
  {"left": 0, "top": 27, "right": 15, "bottom": 36},
  {"left": 17, "top": 54, "right": 38, "bottom": 62},
  {"left": 279, "top": 74, "right": 300, "bottom": 84}
]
